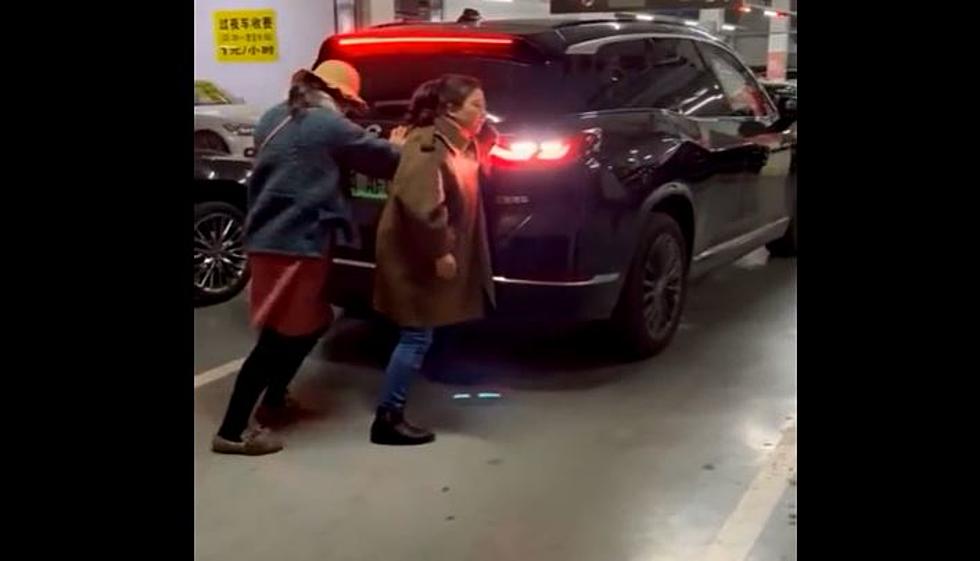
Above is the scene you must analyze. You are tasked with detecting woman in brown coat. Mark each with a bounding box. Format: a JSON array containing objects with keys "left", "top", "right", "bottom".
[{"left": 371, "top": 75, "right": 497, "bottom": 445}]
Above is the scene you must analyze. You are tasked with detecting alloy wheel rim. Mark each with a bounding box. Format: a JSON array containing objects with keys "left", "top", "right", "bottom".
[
  {"left": 641, "top": 233, "right": 684, "bottom": 339},
  {"left": 194, "top": 212, "right": 246, "bottom": 295}
]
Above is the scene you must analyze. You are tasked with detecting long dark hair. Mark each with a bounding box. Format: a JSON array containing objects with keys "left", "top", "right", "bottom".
[
  {"left": 287, "top": 69, "right": 347, "bottom": 117},
  {"left": 405, "top": 75, "right": 482, "bottom": 128}
]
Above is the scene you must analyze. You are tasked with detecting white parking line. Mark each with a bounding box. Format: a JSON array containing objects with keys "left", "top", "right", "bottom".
[
  {"left": 194, "top": 358, "right": 245, "bottom": 389},
  {"left": 698, "top": 418, "right": 798, "bottom": 561}
]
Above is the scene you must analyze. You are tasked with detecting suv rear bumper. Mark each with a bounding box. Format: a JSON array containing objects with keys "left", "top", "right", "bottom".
[{"left": 328, "top": 259, "right": 622, "bottom": 321}]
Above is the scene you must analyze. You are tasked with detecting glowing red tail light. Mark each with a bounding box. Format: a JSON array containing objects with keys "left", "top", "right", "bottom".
[
  {"left": 491, "top": 140, "right": 559, "bottom": 163},
  {"left": 537, "top": 140, "right": 573, "bottom": 161},
  {"left": 490, "top": 130, "right": 600, "bottom": 167},
  {"left": 331, "top": 32, "right": 515, "bottom": 55},
  {"left": 337, "top": 36, "right": 513, "bottom": 47}
]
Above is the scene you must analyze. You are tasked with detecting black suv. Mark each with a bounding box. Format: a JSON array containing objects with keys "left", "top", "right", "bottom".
[{"left": 316, "top": 17, "right": 798, "bottom": 357}]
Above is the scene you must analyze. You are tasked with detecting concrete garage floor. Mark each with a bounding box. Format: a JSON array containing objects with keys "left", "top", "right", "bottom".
[{"left": 194, "top": 249, "right": 797, "bottom": 561}]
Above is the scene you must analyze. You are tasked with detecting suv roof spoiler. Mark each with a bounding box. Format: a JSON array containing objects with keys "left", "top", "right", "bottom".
[
  {"left": 368, "top": 14, "right": 712, "bottom": 32},
  {"left": 350, "top": 16, "right": 721, "bottom": 51}
]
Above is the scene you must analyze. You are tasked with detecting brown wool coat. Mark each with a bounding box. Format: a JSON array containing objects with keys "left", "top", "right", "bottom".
[{"left": 373, "top": 117, "right": 496, "bottom": 328}]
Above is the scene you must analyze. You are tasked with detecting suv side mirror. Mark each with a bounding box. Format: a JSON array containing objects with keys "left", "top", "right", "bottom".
[
  {"left": 778, "top": 96, "right": 798, "bottom": 121},
  {"left": 767, "top": 93, "right": 797, "bottom": 132}
]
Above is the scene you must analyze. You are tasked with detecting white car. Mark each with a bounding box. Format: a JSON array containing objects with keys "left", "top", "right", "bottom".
[{"left": 194, "top": 81, "right": 261, "bottom": 158}]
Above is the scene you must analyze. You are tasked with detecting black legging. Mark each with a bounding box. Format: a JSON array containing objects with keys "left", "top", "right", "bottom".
[{"left": 217, "top": 329, "right": 320, "bottom": 441}]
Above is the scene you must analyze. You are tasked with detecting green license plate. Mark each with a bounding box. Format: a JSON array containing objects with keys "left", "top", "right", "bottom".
[{"left": 351, "top": 173, "right": 389, "bottom": 200}]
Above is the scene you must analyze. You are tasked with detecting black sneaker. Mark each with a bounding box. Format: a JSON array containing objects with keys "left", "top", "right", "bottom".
[{"left": 370, "top": 407, "right": 436, "bottom": 446}]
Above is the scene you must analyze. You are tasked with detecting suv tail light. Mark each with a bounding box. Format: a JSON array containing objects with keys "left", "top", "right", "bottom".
[
  {"left": 490, "top": 129, "right": 602, "bottom": 168},
  {"left": 330, "top": 32, "right": 516, "bottom": 56},
  {"left": 337, "top": 35, "right": 513, "bottom": 47}
]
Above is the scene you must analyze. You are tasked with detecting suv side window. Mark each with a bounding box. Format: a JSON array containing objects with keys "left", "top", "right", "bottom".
[
  {"left": 589, "top": 39, "right": 651, "bottom": 110},
  {"left": 657, "top": 39, "right": 732, "bottom": 116},
  {"left": 584, "top": 38, "right": 734, "bottom": 116},
  {"left": 696, "top": 43, "right": 773, "bottom": 118}
]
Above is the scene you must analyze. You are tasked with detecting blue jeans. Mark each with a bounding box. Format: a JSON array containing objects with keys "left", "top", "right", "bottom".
[{"left": 378, "top": 327, "right": 434, "bottom": 410}]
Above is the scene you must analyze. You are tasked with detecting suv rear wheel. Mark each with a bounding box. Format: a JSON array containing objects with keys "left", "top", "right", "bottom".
[
  {"left": 613, "top": 212, "right": 689, "bottom": 358},
  {"left": 194, "top": 201, "right": 249, "bottom": 306}
]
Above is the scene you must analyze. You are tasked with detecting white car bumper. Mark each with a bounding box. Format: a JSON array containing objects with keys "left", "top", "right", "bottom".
[{"left": 224, "top": 134, "right": 256, "bottom": 159}]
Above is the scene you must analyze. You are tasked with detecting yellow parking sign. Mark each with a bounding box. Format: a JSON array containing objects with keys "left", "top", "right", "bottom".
[{"left": 213, "top": 9, "right": 278, "bottom": 62}]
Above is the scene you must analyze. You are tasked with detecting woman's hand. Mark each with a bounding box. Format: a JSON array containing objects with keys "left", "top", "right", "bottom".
[
  {"left": 435, "top": 253, "right": 458, "bottom": 280},
  {"left": 389, "top": 126, "right": 409, "bottom": 147}
]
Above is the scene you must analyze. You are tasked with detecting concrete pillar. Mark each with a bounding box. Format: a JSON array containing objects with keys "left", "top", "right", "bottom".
[
  {"left": 766, "top": 0, "right": 790, "bottom": 80},
  {"left": 698, "top": 8, "right": 724, "bottom": 34},
  {"left": 362, "top": 0, "right": 396, "bottom": 27}
]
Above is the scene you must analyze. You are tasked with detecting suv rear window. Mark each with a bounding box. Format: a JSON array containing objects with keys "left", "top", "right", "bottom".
[{"left": 333, "top": 54, "right": 580, "bottom": 121}]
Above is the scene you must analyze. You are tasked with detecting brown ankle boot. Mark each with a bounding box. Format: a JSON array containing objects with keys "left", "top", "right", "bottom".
[{"left": 370, "top": 407, "right": 435, "bottom": 446}]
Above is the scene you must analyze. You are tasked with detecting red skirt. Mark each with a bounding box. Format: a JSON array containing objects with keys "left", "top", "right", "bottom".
[{"left": 247, "top": 251, "right": 334, "bottom": 337}]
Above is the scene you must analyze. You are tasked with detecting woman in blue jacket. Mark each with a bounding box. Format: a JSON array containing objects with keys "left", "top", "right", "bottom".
[{"left": 213, "top": 61, "right": 401, "bottom": 456}]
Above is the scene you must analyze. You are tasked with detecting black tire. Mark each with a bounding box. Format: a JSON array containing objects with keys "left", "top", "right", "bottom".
[
  {"left": 194, "top": 130, "right": 230, "bottom": 154},
  {"left": 194, "top": 201, "right": 249, "bottom": 307},
  {"left": 612, "top": 212, "right": 689, "bottom": 359},
  {"left": 766, "top": 200, "right": 798, "bottom": 257}
]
